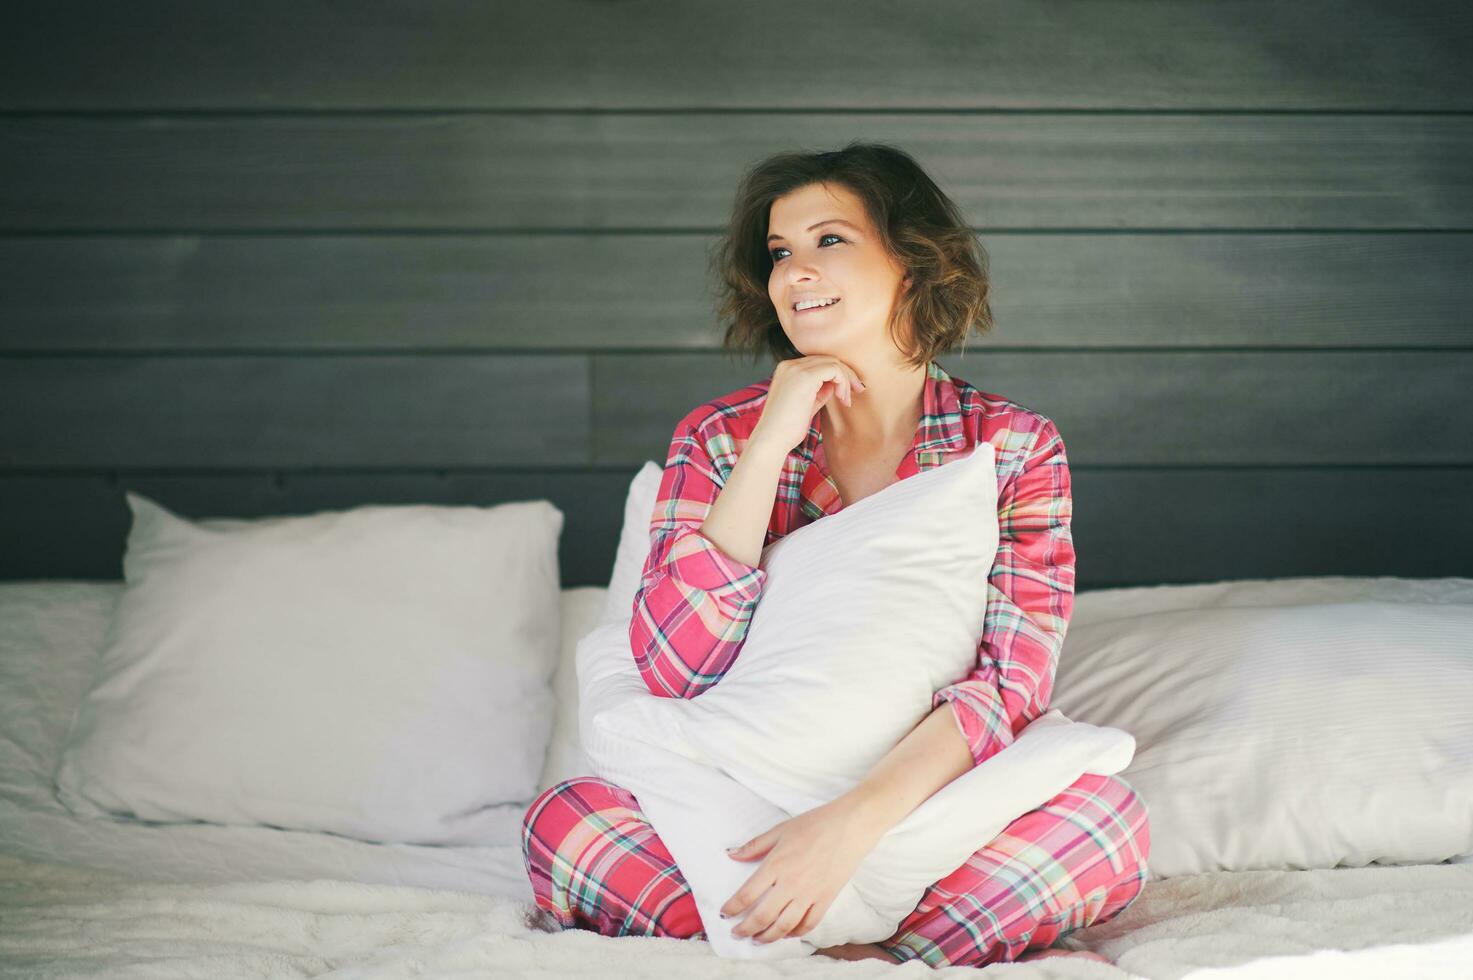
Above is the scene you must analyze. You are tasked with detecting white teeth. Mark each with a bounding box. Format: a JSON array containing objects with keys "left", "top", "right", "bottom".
[{"left": 795, "top": 297, "right": 839, "bottom": 311}]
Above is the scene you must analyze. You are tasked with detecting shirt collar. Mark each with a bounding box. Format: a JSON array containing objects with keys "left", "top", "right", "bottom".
[
  {"left": 796, "top": 359, "right": 968, "bottom": 517},
  {"left": 799, "top": 359, "right": 967, "bottom": 456},
  {"left": 913, "top": 359, "right": 969, "bottom": 457}
]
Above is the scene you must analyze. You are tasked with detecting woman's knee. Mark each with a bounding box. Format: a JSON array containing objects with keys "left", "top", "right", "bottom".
[
  {"left": 1070, "top": 771, "right": 1152, "bottom": 920},
  {"left": 518, "top": 776, "right": 701, "bottom": 939},
  {"left": 521, "top": 776, "right": 631, "bottom": 871},
  {"left": 876, "top": 774, "right": 1151, "bottom": 968},
  {"left": 1089, "top": 771, "right": 1151, "bottom": 869}
]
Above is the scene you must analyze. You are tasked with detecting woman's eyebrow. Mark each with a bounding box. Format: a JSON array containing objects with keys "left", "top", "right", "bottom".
[{"left": 766, "top": 219, "right": 859, "bottom": 243}]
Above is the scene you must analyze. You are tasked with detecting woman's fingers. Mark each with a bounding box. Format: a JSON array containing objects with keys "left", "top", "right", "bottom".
[
  {"left": 753, "top": 899, "right": 811, "bottom": 944},
  {"left": 792, "top": 902, "right": 823, "bottom": 938},
  {"left": 731, "top": 886, "right": 787, "bottom": 939},
  {"left": 811, "top": 360, "right": 862, "bottom": 410},
  {"left": 817, "top": 379, "right": 839, "bottom": 411},
  {"left": 832, "top": 366, "right": 854, "bottom": 408},
  {"left": 818, "top": 368, "right": 844, "bottom": 408}
]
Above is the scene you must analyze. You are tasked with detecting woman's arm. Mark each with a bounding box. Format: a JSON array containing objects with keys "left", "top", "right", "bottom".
[
  {"left": 721, "top": 700, "right": 972, "bottom": 939},
  {"left": 723, "top": 417, "right": 1077, "bottom": 939},
  {"left": 933, "top": 417, "right": 1077, "bottom": 769},
  {"left": 838, "top": 700, "right": 973, "bottom": 838},
  {"left": 840, "top": 416, "right": 1078, "bottom": 837},
  {"left": 629, "top": 415, "right": 788, "bottom": 699}
]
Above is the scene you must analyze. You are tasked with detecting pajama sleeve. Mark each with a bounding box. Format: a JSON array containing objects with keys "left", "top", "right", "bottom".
[
  {"left": 932, "top": 417, "right": 1077, "bottom": 769},
  {"left": 628, "top": 415, "right": 770, "bottom": 699}
]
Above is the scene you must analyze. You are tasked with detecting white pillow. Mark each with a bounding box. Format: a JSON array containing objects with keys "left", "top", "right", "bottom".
[
  {"left": 599, "top": 461, "right": 665, "bottom": 627},
  {"left": 536, "top": 462, "right": 665, "bottom": 796},
  {"left": 525, "top": 462, "right": 658, "bottom": 796},
  {"left": 579, "top": 442, "right": 1138, "bottom": 957},
  {"left": 1049, "top": 598, "right": 1473, "bottom": 879},
  {"left": 54, "top": 492, "right": 564, "bottom": 846},
  {"left": 1072, "top": 573, "right": 1473, "bottom": 626},
  {"left": 535, "top": 587, "right": 602, "bottom": 795},
  {"left": 620, "top": 443, "right": 1001, "bottom": 812}
]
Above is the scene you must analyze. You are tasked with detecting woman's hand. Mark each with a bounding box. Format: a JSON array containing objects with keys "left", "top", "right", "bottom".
[
  {"left": 749, "top": 355, "right": 867, "bottom": 458},
  {"left": 719, "top": 796, "right": 881, "bottom": 944}
]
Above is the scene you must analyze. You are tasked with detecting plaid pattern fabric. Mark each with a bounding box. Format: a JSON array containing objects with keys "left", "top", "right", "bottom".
[
  {"left": 629, "top": 359, "right": 1077, "bottom": 769},
  {"left": 519, "top": 360, "right": 1145, "bottom": 966},
  {"left": 522, "top": 770, "right": 1150, "bottom": 967}
]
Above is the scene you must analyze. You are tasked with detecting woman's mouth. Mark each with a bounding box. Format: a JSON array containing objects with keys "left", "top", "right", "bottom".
[{"left": 795, "top": 298, "right": 841, "bottom": 316}]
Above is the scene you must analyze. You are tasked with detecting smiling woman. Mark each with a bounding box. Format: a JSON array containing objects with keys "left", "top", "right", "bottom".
[
  {"left": 722, "top": 141, "right": 993, "bottom": 369},
  {"left": 521, "top": 141, "right": 1149, "bottom": 969}
]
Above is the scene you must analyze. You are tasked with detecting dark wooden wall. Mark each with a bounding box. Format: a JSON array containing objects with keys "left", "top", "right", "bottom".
[{"left": 2, "top": 1, "right": 1470, "bottom": 588}]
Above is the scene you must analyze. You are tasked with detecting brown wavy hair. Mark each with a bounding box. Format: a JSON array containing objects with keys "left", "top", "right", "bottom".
[{"left": 711, "top": 140, "right": 993, "bottom": 370}]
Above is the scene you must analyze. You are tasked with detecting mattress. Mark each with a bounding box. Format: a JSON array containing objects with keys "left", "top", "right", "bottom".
[{"left": 2, "top": 579, "right": 1471, "bottom": 979}]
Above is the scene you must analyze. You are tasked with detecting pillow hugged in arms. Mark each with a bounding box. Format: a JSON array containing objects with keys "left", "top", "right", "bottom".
[
  {"left": 578, "top": 441, "right": 1137, "bottom": 958},
  {"left": 627, "top": 441, "right": 998, "bottom": 809}
]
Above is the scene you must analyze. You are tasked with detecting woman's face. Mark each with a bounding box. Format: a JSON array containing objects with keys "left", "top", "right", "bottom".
[{"left": 766, "top": 181, "right": 910, "bottom": 361}]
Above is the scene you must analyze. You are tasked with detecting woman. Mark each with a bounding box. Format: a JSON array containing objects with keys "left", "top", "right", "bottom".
[{"left": 522, "top": 142, "right": 1149, "bottom": 968}]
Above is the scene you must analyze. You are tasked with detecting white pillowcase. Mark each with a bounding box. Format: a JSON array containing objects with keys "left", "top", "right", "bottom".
[
  {"left": 1050, "top": 595, "right": 1473, "bottom": 879},
  {"left": 579, "top": 442, "right": 1138, "bottom": 957},
  {"left": 619, "top": 443, "right": 1001, "bottom": 812},
  {"left": 533, "top": 462, "right": 665, "bottom": 796},
  {"left": 535, "top": 587, "right": 602, "bottom": 795},
  {"left": 1071, "top": 574, "right": 1473, "bottom": 627},
  {"left": 599, "top": 460, "right": 666, "bottom": 628},
  {"left": 54, "top": 492, "right": 564, "bottom": 846}
]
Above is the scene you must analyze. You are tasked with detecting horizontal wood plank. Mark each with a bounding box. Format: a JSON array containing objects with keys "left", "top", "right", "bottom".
[
  {"left": 5, "top": 351, "right": 1466, "bottom": 469},
  {"left": 2, "top": 467, "right": 1467, "bottom": 586},
  {"left": 4, "top": 115, "right": 1470, "bottom": 230},
  {"left": 0, "top": 471, "right": 626, "bottom": 588},
  {"left": 593, "top": 351, "right": 1473, "bottom": 467},
  {"left": 0, "top": 355, "right": 590, "bottom": 467},
  {"left": 3, "top": 233, "right": 1471, "bottom": 351},
  {"left": 0, "top": 1, "right": 1467, "bottom": 110}
]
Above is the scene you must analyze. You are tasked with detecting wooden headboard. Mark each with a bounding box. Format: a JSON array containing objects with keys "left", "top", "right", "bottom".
[{"left": 1, "top": 1, "right": 1468, "bottom": 588}]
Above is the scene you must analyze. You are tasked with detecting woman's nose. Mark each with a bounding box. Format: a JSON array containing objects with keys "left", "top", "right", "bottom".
[{"left": 785, "top": 260, "right": 820, "bottom": 282}]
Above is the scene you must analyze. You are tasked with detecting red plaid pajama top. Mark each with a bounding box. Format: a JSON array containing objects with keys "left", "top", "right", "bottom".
[{"left": 628, "top": 358, "right": 1076, "bottom": 769}]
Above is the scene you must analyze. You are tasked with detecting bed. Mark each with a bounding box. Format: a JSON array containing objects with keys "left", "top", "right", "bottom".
[{"left": 1, "top": 568, "right": 1470, "bottom": 979}]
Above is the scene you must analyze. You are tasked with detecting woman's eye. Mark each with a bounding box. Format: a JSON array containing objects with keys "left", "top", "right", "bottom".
[{"left": 770, "top": 233, "right": 844, "bottom": 262}]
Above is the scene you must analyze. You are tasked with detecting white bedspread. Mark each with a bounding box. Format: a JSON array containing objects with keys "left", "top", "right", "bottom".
[
  {"left": 3, "top": 581, "right": 1472, "bottom": 978},
  {"left": 2, "top": 851, "right": 1470, "bottom": 978}
]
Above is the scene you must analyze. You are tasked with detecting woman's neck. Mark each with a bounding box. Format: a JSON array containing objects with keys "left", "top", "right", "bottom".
[{"left": 820, "top": 361, "right": 927, "bottom": 447}]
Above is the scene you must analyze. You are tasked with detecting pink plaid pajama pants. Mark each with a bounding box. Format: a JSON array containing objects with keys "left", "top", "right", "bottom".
[{"left": 521, "top": 769, "right": 1150, "bottom": 968}]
